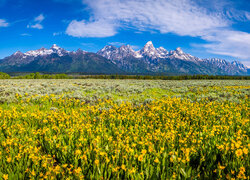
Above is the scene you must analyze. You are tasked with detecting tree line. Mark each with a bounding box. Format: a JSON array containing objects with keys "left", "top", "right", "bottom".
[{"left": 0, "top": 72, "right": 249, "bottom": 80}]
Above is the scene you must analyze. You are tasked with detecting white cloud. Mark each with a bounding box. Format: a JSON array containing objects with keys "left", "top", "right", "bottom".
[
  {"left": 21, "top": 33, "right": 32, "bottom": 36},
  {"left": 245, "top": 12, "right": 250, "bottom": 20},
  {"left": 28, "top": 24, "right": 43, "bottom": 29},
  {"left": 202, "top": 30, "right": 250, "bottom": 60},
  {"left": 34, "top": 14, "right": 45, "bottom": 22},
  {"left": 27, "top": 14, "right": 45, "bottom": 29},
  {"left": 66, "top": 19, "right": 116, "bottom": 37},
  {"left": 53, "top": 32, "right": 63, "bottom": 36},
  {"left": 0, "top": 19, "right": 9, "bottom": 27},
  {"left": 67, "top": 0, "right": 228, "bottom": 38}
]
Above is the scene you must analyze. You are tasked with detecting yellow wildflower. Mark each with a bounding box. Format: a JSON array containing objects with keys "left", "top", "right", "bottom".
[
  {"left": 235, "top": 149, "right": 243, "bottom": 157},
  {"left": 243, "top": 148, "right": 248, "bottom": 155},
  {"left": 3, "top": 174, "right": 8, "bottom": 180},
  {"left": 154, "top": 158, "right": 160, "bottom": 163},
  {"left": 94, "top": 159, "right": 99, "bottom": 165},
  {"left": 138, "top": 155, "right": 143, "bottom": 162}
]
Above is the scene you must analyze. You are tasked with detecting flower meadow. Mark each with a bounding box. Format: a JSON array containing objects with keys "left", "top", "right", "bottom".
[{"left": 0, "top": 79, "right": 249, "bottom": 179}]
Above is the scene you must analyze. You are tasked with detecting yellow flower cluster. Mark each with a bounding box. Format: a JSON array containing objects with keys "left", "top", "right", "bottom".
[{"left": 0, "top": 86, "right": 249, "bottom": 179}]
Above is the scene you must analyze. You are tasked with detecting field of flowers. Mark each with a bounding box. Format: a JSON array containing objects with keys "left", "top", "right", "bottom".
[{"left": 0, "top": 79, "right": 249, "bottom": 179}]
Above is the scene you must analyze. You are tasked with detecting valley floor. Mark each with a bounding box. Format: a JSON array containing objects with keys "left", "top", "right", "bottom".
[{"left": 0, "top": 80, "right": 249, "bottom": 179}]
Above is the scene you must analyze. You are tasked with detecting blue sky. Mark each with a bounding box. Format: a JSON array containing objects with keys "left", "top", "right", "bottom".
[{"left": 0, "top": 0, "right": 250, "bottom": 67}]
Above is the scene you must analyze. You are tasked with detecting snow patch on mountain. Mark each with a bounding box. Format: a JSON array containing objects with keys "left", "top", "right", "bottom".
[
  {"left": 22, "top": 44, "right": 69, "bottom": 57},
  {"left": 231, "top": 60, "right": 248, "bottom": 70},
  {"left": 97, "top": 44, "right": 142, "bottom": 63},
  {"left": 168, "top": 47, "right": 201, "bottom": 62},
  {"left": 99, "top": 41, "right": 201, "bottom": 62},
  {"left": 97, "top": 41, "right": 248, "bottom": 75}
]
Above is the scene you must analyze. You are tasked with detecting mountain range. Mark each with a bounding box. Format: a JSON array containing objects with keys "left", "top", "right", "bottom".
[{"left": 0, "top": 42, "right": 248, "bottom": 75}]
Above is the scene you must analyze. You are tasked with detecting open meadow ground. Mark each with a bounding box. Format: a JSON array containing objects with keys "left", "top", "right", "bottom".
[{"left": 0, "top": 79, "right": 249, "bottom": 179}]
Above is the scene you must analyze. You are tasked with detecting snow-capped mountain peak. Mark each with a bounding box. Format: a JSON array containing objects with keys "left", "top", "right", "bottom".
[
  {"left": 156, "top": 47, "right": 168, "bottom": 58},
  {"left": 119, "top": 45, "right": 143, "bottom": 58},
  {"left": 231, "top": 60, "right": 248, "bottom": 70},
  {"left": 139, "top": 41, "right": 160, "bottom": 58},
  {"left": 98, "top": 41, "right": 202, "bottom": 61},
  {"left": 13, "top": 51, "right": 24, "bottom": 56},
  {"left": 50, "top": 44, "right": 69, "bottom": 56},
  {"left": 51, "top": 44, "right": 60, "bottom": 50},
  {"left": 157, "top": 47, "right": 167, "bottom": 51},
  {"left": 168, "top": 47, "right": 201, "bottom": 62},
  {"left": 141, "top": 41, "right": 155, "bottom": 51},
  {"left": 100, "top": 45, "right": 117, "bottom": 52},
  {"left": 97, "top": 45, "right": 118, "bottom": 60},
  {"left": 175, "top": 47, "right": 184, "bottom": 54},
  {"left": 120, "top": 45, "right": 133, "bottom": 51},
  {"left": 25, "top": 47, "right": 53, "bottom": 57},
  {"left": 1, "top": 42, "right": 248, "bottom": 75},
  {"left": 16, "top": 44, "right": 69, "bottom": 58},
  {"left": 145, "top": 41, "right": 153, "bottom": 47}
]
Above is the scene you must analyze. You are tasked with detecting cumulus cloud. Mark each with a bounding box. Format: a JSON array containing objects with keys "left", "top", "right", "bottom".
[
  {"left": 27, "top": 14, "right": 45, "bottom": 29},
  {"left": 0, "top": 19, "right": 9, "bottom": 27},
  {"left": 66, "top": 19, "right": 116, "bottom": 37}
]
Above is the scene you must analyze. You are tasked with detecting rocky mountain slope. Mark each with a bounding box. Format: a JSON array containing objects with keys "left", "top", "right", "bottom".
[
  {"left": 0, "top": 43, "right": 248, "bottom": 75},
  {"left": 0, "top": 45, "right": 123, "bottom": 74},
  {"left": 97, "top": 41, "right": 248, "bottom": 75}
]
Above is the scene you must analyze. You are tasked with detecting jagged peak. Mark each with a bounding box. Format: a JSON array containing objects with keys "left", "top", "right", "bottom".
[
  {"left": 102, "top": 45, "right": 117, "bottom": 51},
  {"left": 231, "top": 60, "right": 247, "bottom": 70},
  {"left": 231, "top": 60, "right": 242, "bottom": 64},
  {"left": 77, "top": 48, "right": 86, "bottom": 53},
  {"left": 38, "top": 47, "right": 47, "bottom": 51},
  {"left": 175, "top": 47, "right": 183, "bottom": 54},
  {"left": 13, "top": 51, "right": 23, "bottom": 55},
  {"left": 2, "top": 43, "right": 248, "bottom": 75},
  {"left": 106, "top": 45, "right": 115, "bottom": 48},
  {"left": 23, "top": 44, "right": 68, "bottom": 57},
  {"left": 143, "top": 41, "right": 155, "bottom": 49},
  {"left": 140, "top": 41, "right": 156, "bottom": 53},
  {"left": 76, "top": 48, "right": 83, "bottom": 52},
  {"left": 119, "top": 45, "right": 134, "bottom": 51},
  {"left": 51, "top": 44, "right": 61, "bottom": 50},
  {"left": 206, "top": 58, "right": 227, "bottom": 62},
  {"left": 157, "top": 47, "right": 168, "bottom": 53},
  {"left": 145, "top": 41, "right": 153, "bottom": 46},
  {"left": 157, "top": 47, "right": 165, "bottom": 50},
  {"left": 73, "top": 48, "right": 86, "bottom": 55}
]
